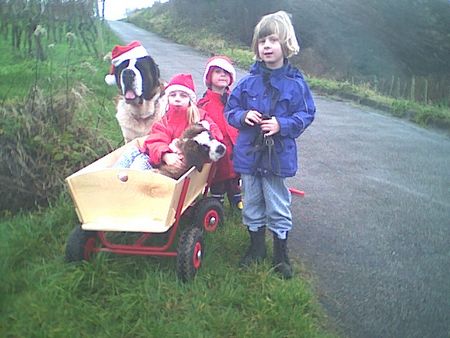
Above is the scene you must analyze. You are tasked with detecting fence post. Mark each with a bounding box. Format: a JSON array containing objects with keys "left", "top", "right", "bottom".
[
  {"left": 410, "top": 76, "right": 415, "bottom": 101},
  {"left": 424, "top": 78, "right": 428, "bottom": 104},
  {"left": 388, "top": 75, "right": 394, "bottom": 97},
  {"left": 395, "top": 77, "right": 401, "bottom": 99}
]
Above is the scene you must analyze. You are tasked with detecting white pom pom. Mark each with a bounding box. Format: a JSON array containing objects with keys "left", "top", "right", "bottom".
[{"left": 105, "top": 74, "right": 116, "bottom": 86}]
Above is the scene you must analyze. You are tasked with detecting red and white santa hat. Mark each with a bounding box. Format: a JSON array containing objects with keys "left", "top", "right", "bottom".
[
  {"left": 164, "top": 73, "right": 197, "bottom": 103},
  {"left": 203, "top": 55, "right": 236, "bottom": 87},
  {"left": 104, "top": 40, "right": 149, "bottom": 85}
]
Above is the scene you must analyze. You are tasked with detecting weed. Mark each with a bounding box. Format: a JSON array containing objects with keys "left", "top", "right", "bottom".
[{"left": 0, "top": 85, "right": 114, "bottom": 212}]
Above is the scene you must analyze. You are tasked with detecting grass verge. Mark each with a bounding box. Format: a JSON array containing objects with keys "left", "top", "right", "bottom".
[
  {"left": 0, "top": 22, "right": 122, "bottom": 142},
  {"left": 1, "top": 196, "right": 334, "bottom": 337}
]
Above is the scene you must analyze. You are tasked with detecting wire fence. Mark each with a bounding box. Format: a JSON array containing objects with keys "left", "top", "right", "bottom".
[{"left": 349, "top": 75, "right": 449, "bottom": 106}]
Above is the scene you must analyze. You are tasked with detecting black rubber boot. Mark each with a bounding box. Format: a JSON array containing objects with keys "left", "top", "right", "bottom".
[
  {"left": 239, "top": 227, "right": 267, "bottom": 267},
  {"left": 272, "top": 233, "right": 293, "bottom": 279}
]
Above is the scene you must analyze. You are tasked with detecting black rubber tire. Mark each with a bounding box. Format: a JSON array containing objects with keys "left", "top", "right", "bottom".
[
  {"left": 176, "top": 227, "right": 204, "bottom": 282},
  {"left": 65, "top": 226, "right": 98, "bottom": 262},
  {"left": 194, "top": 197, "right": 224, "bottom": 233}
]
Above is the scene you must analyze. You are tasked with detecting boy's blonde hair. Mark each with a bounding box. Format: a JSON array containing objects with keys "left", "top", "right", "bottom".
[{"left": 251, "top": 11, "right": 300, "bottom": 60}]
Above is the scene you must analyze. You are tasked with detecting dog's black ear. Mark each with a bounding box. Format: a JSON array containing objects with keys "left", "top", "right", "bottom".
[
  {"left": 139, "top": 56, "right": 160, "bottom": 100},
  {"left": 152, "top": 59, "right": 161, "bottom": 81},
  {"left": 146, "top": 55, "right": 160, "bottom": 82}
]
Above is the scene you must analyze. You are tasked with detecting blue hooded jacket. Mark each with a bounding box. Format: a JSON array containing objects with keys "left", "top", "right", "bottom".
[{"left": 225, "top": 60, "right": 315, "bottom": 177}]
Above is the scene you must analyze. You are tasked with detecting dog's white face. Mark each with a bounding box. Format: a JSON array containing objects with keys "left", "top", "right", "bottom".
[
  {"left": 120, "top": 59, "right": 143, "bottom": 101},
  {"left": 114, "top": 56, "right": 161, "bottom": 105},
  {"left": 191, "top": 130, "right": 226, "bottom": 162}
]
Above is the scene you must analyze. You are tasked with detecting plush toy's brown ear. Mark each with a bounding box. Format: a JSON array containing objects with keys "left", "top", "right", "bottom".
[
  {"left": 193, "top": 161, "right": 204, "bottom": 172},
  {"left": 181, "top": 123, "right": 206, "bottom": 139},
  {"left": 182, "top": 140, "right": 207, "bottom": 172},
  {"left": 194, "top": 150, "right": 212, "bottom": 172}
]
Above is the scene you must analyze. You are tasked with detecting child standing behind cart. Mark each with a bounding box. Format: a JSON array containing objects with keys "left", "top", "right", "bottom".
[
  {"left": 198, "top": 56, "right": 243, "bottom": 210},
  {"left": 115, "top": 73, "right": 223, "bottom": 170}
]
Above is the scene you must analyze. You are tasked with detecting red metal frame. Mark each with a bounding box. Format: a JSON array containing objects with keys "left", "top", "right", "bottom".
[
  {"left": 91, "top": 177, "right": 193, "bottom": 257},
  {"left": 202, "top": 162, "right": 216, "bottom": 197}
]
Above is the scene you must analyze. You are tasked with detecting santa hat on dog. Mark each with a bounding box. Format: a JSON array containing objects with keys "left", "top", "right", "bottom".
[
  {"left": 203, "top": 55, "right": 236, "bottom": 88},
  {"left": 164, "top": 73, "right": 197, "bottom": 103},
  {"left": 105, "top": 40, "right": 149, "bottom": 85}
]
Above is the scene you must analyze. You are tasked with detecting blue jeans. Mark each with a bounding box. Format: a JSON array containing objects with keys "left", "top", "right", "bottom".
[
  {"left": 241, "top": 173, "right": 292, "bottom": 240},
  {"left": 114, "top": 146, "right": 152, "bottom": 170}
]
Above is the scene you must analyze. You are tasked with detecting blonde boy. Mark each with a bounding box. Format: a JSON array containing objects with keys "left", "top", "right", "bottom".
[{"left": 225, "top": 11, "right": 316, "bottom": 278}]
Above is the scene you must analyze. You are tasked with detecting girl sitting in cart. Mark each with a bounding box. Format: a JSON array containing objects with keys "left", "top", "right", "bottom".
[{"left": 115, "top": 73, "right": 223, "bottom": 170}]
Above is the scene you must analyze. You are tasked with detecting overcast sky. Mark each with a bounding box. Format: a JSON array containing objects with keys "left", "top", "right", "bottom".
[{"left": 100, "top": 0, "right": 168, "bottom": 20}]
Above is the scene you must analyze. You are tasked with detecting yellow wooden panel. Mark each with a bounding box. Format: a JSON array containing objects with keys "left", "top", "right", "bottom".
[
  {"left": 66, "top": 140, "right": 212, "bottom": 233},
  {"left": 67, "top": 168, "right": 175, "bottom": 232}
]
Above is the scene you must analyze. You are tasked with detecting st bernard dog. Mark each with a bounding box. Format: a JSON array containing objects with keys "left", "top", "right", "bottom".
[{"left": 105, "top": 41, "right": 167, "bottom": 143}]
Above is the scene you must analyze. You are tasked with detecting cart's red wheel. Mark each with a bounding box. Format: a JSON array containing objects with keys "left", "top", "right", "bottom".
[
  {"left": 194, "top": 197, "right": 224, "bottom": 233},
  {"left": 65, "top": 226, "right": 98, "bottom": 262},
  {"left": 177, "top": 227, "right": 204, "bottom": 282},
  {"left": 192, "top": 242, "right": 202, "bottom": 269},
  {"left": 202, "top": 209, "right": 220, "bottom": 232}
]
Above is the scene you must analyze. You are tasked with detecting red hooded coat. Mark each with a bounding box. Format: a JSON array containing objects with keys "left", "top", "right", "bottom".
[{"left": 198, "top": 89, "right": 239, "bottom": 182}]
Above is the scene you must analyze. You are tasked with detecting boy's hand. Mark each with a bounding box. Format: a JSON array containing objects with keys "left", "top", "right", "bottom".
[
  {"left": 245, "top": 110, "right": 263, "bottom": 126},
  {"left": 260, "top": 117, "right": 280, "bottom": 136}
]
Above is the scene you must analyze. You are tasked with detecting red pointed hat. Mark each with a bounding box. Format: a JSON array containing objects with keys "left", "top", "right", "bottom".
[
  {"left": 165, "top": 73, "right": 197, "bottom": 102},
  {"left": 203, "top": 55, "right": 236, "bottom": 87},
  {"left": 105, "top": 40, "right": 149, "bottom": 85}
]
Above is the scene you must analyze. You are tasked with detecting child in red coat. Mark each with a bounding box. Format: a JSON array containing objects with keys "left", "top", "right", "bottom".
[
  {"left": 198, "top": 56, "right": 242, "bottom": 210},
  {"left": 115, "top": 73, "right": 222, "bottom": 170}
]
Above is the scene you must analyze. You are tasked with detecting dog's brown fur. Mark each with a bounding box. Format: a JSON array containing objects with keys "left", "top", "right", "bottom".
[
  {"left": 156, "top": 124, "right": 226, "bottom": 180},
  {"left": 115, "top": 84, "right": 166, "bottom": 143}
]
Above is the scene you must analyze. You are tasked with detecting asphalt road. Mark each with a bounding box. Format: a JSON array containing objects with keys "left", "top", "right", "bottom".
[{"left": 108, "top": 20, "right": 450, "bottom": 338}]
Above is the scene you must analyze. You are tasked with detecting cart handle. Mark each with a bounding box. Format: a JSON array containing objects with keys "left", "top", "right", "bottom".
[{"left": 289, "top": 187, "right": 305, "bottom": 197}]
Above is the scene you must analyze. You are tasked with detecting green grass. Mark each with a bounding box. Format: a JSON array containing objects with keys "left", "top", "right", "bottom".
[
  {"left": 128, "top": 10, "right": 450, "bottom": 133},
  {"left": 0, "top": 21, "right": 335, "bottom": 338},
  {"left": 1, "top": 197, "right": 332, "bottom": 337},
  {"left": 307, "top": 78, "right": 450, "bottom": 130}
]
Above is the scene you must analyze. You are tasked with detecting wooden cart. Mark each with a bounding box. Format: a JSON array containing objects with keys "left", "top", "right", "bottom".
[{"left": 64, "top": 141, "right": 224, "bottom": 282}]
